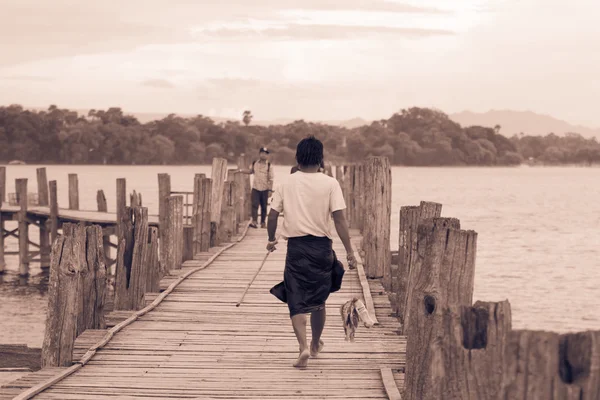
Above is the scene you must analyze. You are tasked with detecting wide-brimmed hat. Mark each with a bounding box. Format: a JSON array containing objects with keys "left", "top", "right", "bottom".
[{"left": 259, "top": 147, "right": 270, "bottom": 154}]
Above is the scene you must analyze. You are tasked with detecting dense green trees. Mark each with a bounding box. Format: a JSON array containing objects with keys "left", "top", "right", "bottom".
[{"left": 1, "top": 104, "right": 599, "bottom": 166}]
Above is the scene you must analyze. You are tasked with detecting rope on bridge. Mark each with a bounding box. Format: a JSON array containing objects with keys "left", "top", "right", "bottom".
[{"left": 14, "top": 221, "right": 253, "bottom": 400}]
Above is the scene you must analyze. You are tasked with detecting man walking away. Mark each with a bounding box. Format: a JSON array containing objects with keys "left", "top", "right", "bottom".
[
  {"left": 266, "top": 136, "right": 357, "bottom": 368},
  {"left": 239, "top": 147, "right": 274, "bottom": 228}
]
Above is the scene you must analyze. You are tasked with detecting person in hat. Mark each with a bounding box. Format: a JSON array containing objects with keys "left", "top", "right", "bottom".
[{"left": 239, "top": 147, "right": 274, "bottom": 228}]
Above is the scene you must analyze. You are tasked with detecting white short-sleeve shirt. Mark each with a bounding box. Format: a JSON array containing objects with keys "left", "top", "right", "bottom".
[{"left": 270, "top": 171, "right": 346, "bottom": 239}]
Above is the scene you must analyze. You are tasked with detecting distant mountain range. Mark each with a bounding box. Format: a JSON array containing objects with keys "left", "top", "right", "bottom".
[
  {"left": 131, "top": 110, "right": 600, "bottom": 139},
  {"left": 27, "top": 107, "right": 600, "bottom": 139},
  {"left": 449, "top": 110, "right": 600, "bottom": 139}
]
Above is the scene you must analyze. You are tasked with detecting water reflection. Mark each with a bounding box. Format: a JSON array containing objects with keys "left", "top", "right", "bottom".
[{"left": 0, "top": 269, "right": 49, "bottom": 295}]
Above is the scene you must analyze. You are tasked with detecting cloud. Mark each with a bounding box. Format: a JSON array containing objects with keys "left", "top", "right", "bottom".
[
  {"left": 0, "top": 75, "right": 54, "bottom": 82},
  {"left": 194, "top": 23, "right": 454, "bottom": 41},
  {"left": 222, "top": 0, "right": 451, "bottom": 14},
  {"left": 141, "top": 79, "right": 176, "bottom": 89}
]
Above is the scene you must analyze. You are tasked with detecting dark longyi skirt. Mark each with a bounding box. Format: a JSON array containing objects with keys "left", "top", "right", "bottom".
[{"left": 280, "top": 235, "right": 335, "bottom": 317}]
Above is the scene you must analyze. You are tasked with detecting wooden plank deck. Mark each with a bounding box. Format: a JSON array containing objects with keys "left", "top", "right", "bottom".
[
  {"left": 6, "top": 228, "right": 406, "bottom": 399},
  {"left": 0, "top": 204, "right": 159, "bottom": 226}
]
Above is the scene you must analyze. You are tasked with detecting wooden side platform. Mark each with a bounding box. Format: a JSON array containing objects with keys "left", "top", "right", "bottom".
[
  {"left": 0, "top": 205, "right": 159, "bottom": 226},
  {"left": 2, "top": 228, "right": 406, "bottom": 399}
]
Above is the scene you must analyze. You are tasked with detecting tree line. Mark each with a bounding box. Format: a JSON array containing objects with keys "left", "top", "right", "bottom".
[{"left": 1, "top": 104, "right": 599, "bottom": 166}]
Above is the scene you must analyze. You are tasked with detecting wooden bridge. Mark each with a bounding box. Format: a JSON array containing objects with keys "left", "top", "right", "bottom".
[{"left": 1, "top": 226, "right": 405, "bottom": 399}]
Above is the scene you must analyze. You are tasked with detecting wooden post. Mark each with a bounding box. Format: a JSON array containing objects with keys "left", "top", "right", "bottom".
[
  {"left": 237, "top": 154, "right": 252, "bottom": 221},
  {"left": 345, "top": 165, "right": 355, "bottom": 228},
  {"left": 41, "top": 223, "right": 106, "bottom": 367},
  {"left": 404, "top": 218, "right": 477, "bottom": 400},
  {"left": 0, "top": 212, "right": 4, "bottom": 274},
  {"left": 0, "top": 166, "right": 5, "bottom": 204},
  {"left": 130, "top": 190, "right": 142, "bottom": 207},
  {"left": 0, "top": 167, "right": 5, "bottom": 273},
  {"left": 96, "top": 190, "right": 107, "bottom": 212},
  {"left": 42, "top": 230, "right": 78, "bottom": 367},
  {"left": 68, "top": 173, "right": 79, "bottom": 210},
  {"left": 358, "top": 163, "right": 367, "bottom": 232},
  {"left": 192, "top": 173, "right": 206, "bottom": 215},
  {"left": 35, "top": 168, "right": 51, "bottom": 269},
  {"left": 193, "top": 178, "right": 212, "bottom": 254},
  {"left": 164, "top": 196, "right": 183, "bottom": 273},
  {"left": 114, "top": 207, "right": 149, "bottom": 310},
  {"left": 335, "top": 164, "right": 344, "bottom": 216},
  {"left": 183, "top": 226, "right": 194, "bottom": 261},
  {"left": 362, "top": 157, "right": 391, "bottom": 279},
  {"left": 16, "top": 179, "right": 29, "bottom": 276},
  {"left": 233, "top": 172, "right": 246, "bottom": 225},
  {"left": 429, "top": 300, "right": 511, "bottom": 400},
  {"left": 49, "top": 181, "right": 58, "bottom": 243},
  {"left": 229, "top": 181, "right": 239, "bottom": 234},
  {"left": 39, "top": 219, "right": 51, "bottom": 270},
  {"left": 218, "top": 181, "right": 236, "bottom": 243},
  {"left": 116, "top": 178, "right": 126, "bottom": 236},
  {"left": 210, "top": 157, "right": 228, "bottom": 246},
  {"left": 157, "top": 173, "right": 171, "bottom": 268},
  {"left": 396, "top": 201, "right": 443, "bottom": 323},
  {"left": 226, "top": 168, "right": 237, "bottom": 182},
  {"left": 335, "top": 166, "right": 344, "bottom": 184},
  {"left": 96, "top": 189, "right": 111, "bottom": 269},
  {"left": 36, "top": 167, "right": 49, "bottom": 206},
  {"left": 78, "top": 224, "right": 107, "bottom": 335},
  {"left": 146, "top": 227, "right": 160, "bottom": 292},
  {"left": 323, "top": 164, "right": 333, "bottom": 177},
  {"left": 500, "top": 330, "right": 600, "bottom": 399}
]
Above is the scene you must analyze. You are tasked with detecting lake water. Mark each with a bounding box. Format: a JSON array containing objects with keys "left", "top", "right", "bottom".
[{"left": 1, "top": 164, "right": 599, "bottom": 347}]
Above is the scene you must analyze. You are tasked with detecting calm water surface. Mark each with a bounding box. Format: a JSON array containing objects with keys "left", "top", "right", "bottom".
[{"left": 1, "top": 164, "right": 599, "bottom": 346}]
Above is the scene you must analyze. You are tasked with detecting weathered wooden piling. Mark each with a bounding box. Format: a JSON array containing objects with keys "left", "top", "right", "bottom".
[
  {"left": 429, "top": 300, "right": 512, "bottom": 400},
  {"left": 114, "top": 207, "right": 149, "bottom": 311},
  {"left": 226, "top": 168, "right": 237, "bottom": 182},
  {"left": 403, "top": 218, "right": 477, "bottom": 400},
  {"left": 129, "top": 190, "right": 142, "bottom": 207},
  {"left": 16, "top": 179, "right": 29, "bottom": 276},
  {"left": 218, "top": 181, "right": 236, "bottom": 243},
  {"left": 35, "top": 168, "right": 51, "bottom": 269},
  {"left": 354, "top": 163, "right": 366, "bottom": 231},
  {"left": 395, "top": 201, "right": 443, "bottom": 325},
  {"left": 193, "top": 177, "right": 212, "bottom": 254},
  {"left": 0, "top": 168, "right": 4, "bottom": 273},
  {"left": 164, "top": 196, "right": 183, "bottom": 274},
  {"left": 96, "top": 190, "right": 107, "bottom": 212},
  {"left": 41, "top": 223, "right": 106, "bottom": 367},
  {"left": 36, "top": 168, "right": 49, "bottom": 206},
  {"left": 146, "top": 227, "right": 160, "bottom": 292},
  {"left": 158, "top": 173, "right": 171, "bottom": 268},
  {"left": 498, "top": 329, "right": 600, "bottom": 399},
  {"left": 68, "top": 173, "right": 79, "bottom": 210},
  {"left": 116, "top": 178, "right": 126, "bottom": 236},
  {"left": 237, "top": 154, "right": 252, "bottom": 221},
  {"left": 362, "top": 157, "right": 392, "bottom": 279},
  {"left": 49, "top": 181, "right": 58, "bottom": 243},
  {"left": 96, "top": 189, "right": 112, "bottom": 267},
  {"left": 233, "top": 172, "right": 246, "bottom": 225},
  {"left": 210, "top": 158, "right": 228, "bottom": 245},
  {"left": 0, "top": 166, "right": 5, "bottom": 203}
]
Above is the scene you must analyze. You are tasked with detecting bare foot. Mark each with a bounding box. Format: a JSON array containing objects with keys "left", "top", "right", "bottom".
[
  {"left": 310, "top": 340, "right": 324, "bottom": 357},
  {"left": 293, "top": 349, "right": 310, "bottom": 368}
]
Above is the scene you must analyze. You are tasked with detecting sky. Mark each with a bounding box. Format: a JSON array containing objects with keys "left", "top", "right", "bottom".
[{"left": 0, "top": 0, "right": 599, "bottom": 126}]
